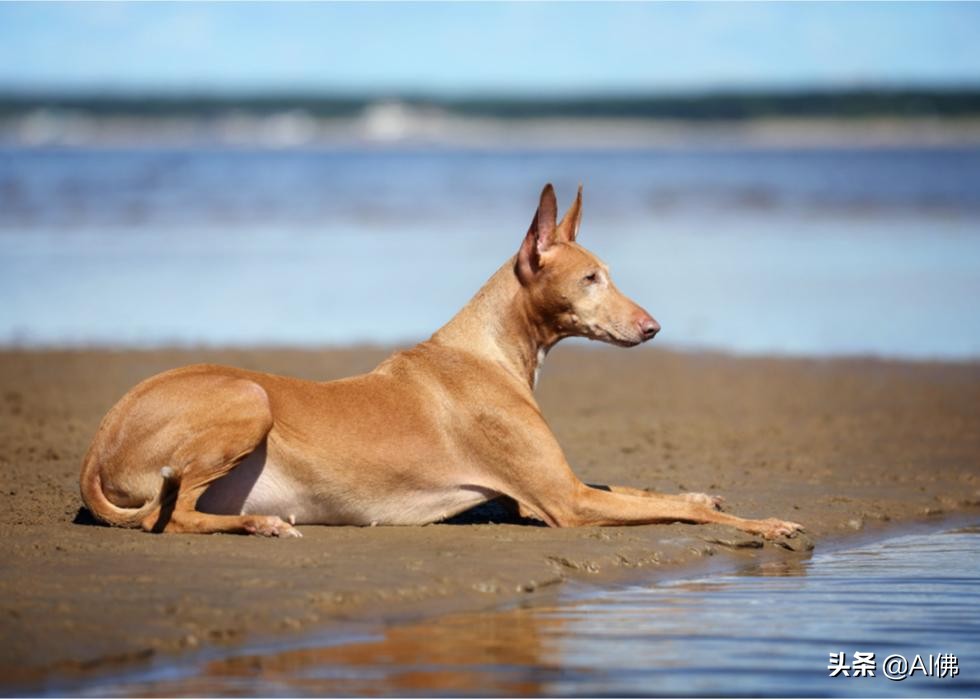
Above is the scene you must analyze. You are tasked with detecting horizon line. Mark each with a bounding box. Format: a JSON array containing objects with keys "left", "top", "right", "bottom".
[{"left": 3, "top": 82, "right": 980, "bottom": 101}]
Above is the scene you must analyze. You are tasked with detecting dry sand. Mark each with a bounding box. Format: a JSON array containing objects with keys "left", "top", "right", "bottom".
[{"left": 1, "top": 345, "right": 978, "bottom": 689}]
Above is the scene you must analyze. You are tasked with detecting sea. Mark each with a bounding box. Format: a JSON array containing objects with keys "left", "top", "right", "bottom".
[{"left": 2, "top": 145, "right": 979, "bottom": 358}]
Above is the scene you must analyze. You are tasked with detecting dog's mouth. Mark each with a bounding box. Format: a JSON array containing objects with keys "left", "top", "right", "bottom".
[{"left": 586, "top": 325, "right": 646, "bottom": 348}]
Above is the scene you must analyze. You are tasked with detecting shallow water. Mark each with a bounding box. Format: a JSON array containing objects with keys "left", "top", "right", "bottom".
[
  {"left": 2, "top": 146, "right": 980, "bottom": 357},
  {"left": 63, "top": 522, "right": 980, "bottom": 697}
]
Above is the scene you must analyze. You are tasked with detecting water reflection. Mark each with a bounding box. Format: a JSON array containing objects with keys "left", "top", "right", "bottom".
[
  {"left": 733, "top": 557, "right": 810, "bottom": 578},
  {"left": 81, "top": 523, "right": 979, "bottom": 697}
]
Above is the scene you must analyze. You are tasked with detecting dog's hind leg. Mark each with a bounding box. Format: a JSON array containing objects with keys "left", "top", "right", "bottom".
[
  {"left": 142, "top": 464, "right": 300, "bottom": 537},
  {"left": 138, "top": 379, "right": 299, "bottom": 538}
]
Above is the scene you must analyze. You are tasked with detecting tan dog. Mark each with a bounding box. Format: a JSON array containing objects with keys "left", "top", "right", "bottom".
[{"left": 80, "top": 184, "right": 803, "bottom": 541}]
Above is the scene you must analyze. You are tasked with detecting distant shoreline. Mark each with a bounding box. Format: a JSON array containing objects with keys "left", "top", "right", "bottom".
[
  {"left": 4, "top": 112, "right": 980, "bottom": 150},
  {"left": 4, "top": 88, "right": 980, "bottom": 149},
  {"left": 4, "top": 87, "right": 980, "bottom": 119}
]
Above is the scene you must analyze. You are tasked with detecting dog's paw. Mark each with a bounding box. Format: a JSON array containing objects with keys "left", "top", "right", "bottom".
[
  {"left": 244, "top": 515, "right": 303, "bottom": 539},
  {"left": 683, "top": 492, "right": 725, "bottom": 510},
  {"left": 752, "top": 517, "right": 805, "bottom": 540}
]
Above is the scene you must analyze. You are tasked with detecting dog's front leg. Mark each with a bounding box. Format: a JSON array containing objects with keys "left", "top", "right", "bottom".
[
  {"left": 588, "top": 483, "right": 725, "bottom": 511},
  {"left": 545, "top": 483, "right": 802, "bottom": 540},
  {"left": 489, "top": 416, "right": 800, "bottom": 539},
  {"left": 505, "top": 470, "right": 799, "bottom": 539}
]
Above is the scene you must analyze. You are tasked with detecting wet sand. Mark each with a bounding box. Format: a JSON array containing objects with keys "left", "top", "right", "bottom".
[{"left": 1, "top": 345, "right": 978, "bottom": 689}]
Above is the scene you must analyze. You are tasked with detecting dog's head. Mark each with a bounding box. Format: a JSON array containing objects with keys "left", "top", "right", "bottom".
[{"left": 515, "top": 184, "right": 659, "bottom": 347}]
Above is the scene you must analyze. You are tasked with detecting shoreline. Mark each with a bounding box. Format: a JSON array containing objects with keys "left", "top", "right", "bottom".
[
  {"left": 1, "top": 346, "right": 978, "bottom": 690},
  {"left": 30, "top": 513, "right": 980, "bottom": 696},
  {"left": 19, "top": 514, "right": 980, "bottom": 696}
]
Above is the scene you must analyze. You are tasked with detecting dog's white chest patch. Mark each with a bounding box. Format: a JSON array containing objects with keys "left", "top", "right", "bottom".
[{"left": 533, "top": 348, "right": 547, "bottom": 389}]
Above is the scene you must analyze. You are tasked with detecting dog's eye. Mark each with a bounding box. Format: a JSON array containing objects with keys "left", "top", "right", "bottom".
[{"left": 583, "top": 272, "right": 599, "bottom": 284}]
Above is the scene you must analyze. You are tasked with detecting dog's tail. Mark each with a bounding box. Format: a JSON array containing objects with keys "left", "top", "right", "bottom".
[{"left": 80, "top": 450, "right": 181, "bottom": 529}]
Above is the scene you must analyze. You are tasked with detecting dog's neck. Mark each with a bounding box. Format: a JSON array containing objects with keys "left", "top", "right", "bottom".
[{"left": 431, "top": 256, "right": 560, "bottom": 391}]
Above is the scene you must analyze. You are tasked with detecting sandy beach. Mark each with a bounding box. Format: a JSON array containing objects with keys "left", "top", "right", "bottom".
[{"left": 0, "top": 345, "right": 978, "bottom": 689}]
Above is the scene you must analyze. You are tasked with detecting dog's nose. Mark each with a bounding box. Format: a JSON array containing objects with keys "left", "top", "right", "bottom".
[{"left": 638, "top": 315, "right": 661, "bottom": 340}]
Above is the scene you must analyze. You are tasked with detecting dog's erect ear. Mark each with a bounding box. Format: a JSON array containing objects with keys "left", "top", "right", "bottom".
[
  {"left": 533, "top": 183, "right": 559, "bottom": 249},
  {"left": 516, "top": 184, "right": 559, "bottom": 284},
  {"left": 557, "top": 184, "right": 582, "bottom": 242}
]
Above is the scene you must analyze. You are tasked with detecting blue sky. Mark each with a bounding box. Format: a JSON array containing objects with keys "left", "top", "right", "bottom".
[{"left": 1, "top": 2, "right": 978, "bottom": 95}]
